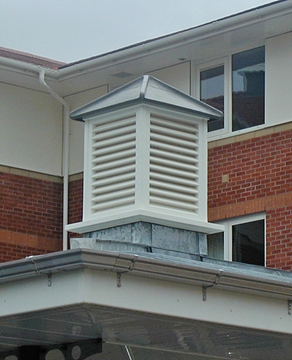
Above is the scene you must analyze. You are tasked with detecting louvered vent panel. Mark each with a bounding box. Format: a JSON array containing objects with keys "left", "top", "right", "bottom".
[
  {"left": 90, "top": 115, "right": 136, "bottom": 214},
  {"left": 149, "top": 115, "right": 199, "bottom": 214}
]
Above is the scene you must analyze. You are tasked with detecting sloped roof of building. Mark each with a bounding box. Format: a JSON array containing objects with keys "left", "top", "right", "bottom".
[
  {"left": 0, "top": 0, "right": 289, "bottom": 73},
  {"left": 0, "top": 0, "right": 291, "bottom": 96},
  {"left": 60, "top": 0, "right": 287, "bottom": 70},
  {"left": 0, "top": 46, "right": 65, "bottom": 70},
  {"left": 70, "top": 75, "right": 223, "bottom": 121}
]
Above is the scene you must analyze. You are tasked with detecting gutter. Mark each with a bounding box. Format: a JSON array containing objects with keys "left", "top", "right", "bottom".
[
  {"left": 39, "top": 70, "right": 70, "bottom": 250},
  {"left": 56, "top": 1, "right": 292, "bottom": 79},
  {"left": 2, "top": 248, "right": 292, "bottom": 299},
  {"left": 1, "top": 2, "right": 291, "bottom": 83}
]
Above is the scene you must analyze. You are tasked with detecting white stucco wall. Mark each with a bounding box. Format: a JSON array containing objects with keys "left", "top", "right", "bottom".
[
  {"left": 266, "top": 32, "right": 292, "bottom": 126},
  {"left": 0, "top": 83, "right": 62, "bottom": 176},
  {"left": 65, "top": 85, "right": 108, "bottom": 175},
  {"left": 149, "top": 62, "right": 191, "bottom": 94}
]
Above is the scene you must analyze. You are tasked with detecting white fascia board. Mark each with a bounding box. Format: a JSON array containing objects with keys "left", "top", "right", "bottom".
[
  {"left": 0, "top": 58, "right": 61, "bottom": 94},
  {"left": 81, "top": 268, "right": 292, "bottom": 335},
  {"left": 1, "top": 250, "right": 292, "bottom": 335},
  {"left": 0, "top": 269, "right": 85, "bottom": 317}
]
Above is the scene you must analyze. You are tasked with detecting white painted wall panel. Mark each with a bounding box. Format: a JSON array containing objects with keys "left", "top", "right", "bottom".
[
  {"left": 65, "top": 85, "right": 108, "bottom": 175},
  {"left": 266, "top": 32, "right": 292, "bottom": 126},
  {"left": 0, "top": 83, "right": 62, "bottom": 175},
  {"left": 149, "top": 62, "right": 191, "bottom": 94}
]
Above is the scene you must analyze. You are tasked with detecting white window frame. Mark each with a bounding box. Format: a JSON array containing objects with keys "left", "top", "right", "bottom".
[
  {"left": 192, "top": 45, "right": 266, "bottom": 141},
  {"left": 218, "top": 213, "right": 266, "bottom": 265},
  {"left": 194, "top": 57, "right": 231, "bottom": 138}
]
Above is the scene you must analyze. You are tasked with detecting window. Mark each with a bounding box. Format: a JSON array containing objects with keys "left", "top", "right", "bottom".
[
  {"left": 207, "top": 213, "right": 265, "bottom": 266},
  {"left": 197, "top": 46, "right": 265, "bottom": 136},
  {"left": 200, "top": 65, "right": 224, "bottom": 132},
  {"left": 232, "top": 46, "right": 265, "bottom": 131}
]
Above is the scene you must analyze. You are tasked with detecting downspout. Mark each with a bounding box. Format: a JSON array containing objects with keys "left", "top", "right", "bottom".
[{"left": 39, "top": 70, "right": 70, "bottom": 250}]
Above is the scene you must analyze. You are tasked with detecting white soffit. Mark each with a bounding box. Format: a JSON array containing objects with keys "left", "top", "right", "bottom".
[{"left": 1, "top": 249, "right": 292, "bottom": 359}]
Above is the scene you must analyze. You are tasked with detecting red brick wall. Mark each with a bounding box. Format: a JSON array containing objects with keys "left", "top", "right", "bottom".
[
  {"left": 0, "top": 171, "right": 62, "bottom": 262},
  {"left": 68, "top": 177, "right": 83, "bottom": 224},
  {"left": 68, "top": 176, "right": 83, "bottom": 239},
  {"left": 208, "top": 129, "right": 292, "bottom": 270},
  {"left": 266, "top": 206, "right": 292, "bottom": 270},
  {"left": 0, "top": 242, "right": 57, "bottom": 262}
]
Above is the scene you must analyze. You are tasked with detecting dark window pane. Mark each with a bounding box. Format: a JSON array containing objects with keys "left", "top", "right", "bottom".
[
  {"left": 232, "top": 46, "right": 265, "bottom": 131},
  {"left": 200, "top": 66, "right": 224, "bottom": 132},
  {"left": 232, "top": 219, "right": 264, "bottom": 265},
  {"left": 207, "top": 232, "right": 224, "bottom": 260}
]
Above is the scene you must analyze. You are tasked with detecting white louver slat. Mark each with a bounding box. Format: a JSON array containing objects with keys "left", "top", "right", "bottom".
[
  {"left": 90, "top": 115, "right": 136, "bottom": 214},
  {"left": 149, "top": 114, "right": 199, "bottom": 214}
]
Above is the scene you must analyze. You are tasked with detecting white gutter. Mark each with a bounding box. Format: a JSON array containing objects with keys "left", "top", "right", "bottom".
[
  {"left": 39, "top": 70, "right": 70, "bottom": 250},
  {"left": 0, "top": 57, "right": 58, "bottom": 81},
  {"left": 1, "top": 2, "right": 291, "bottom": 84},
  {"left": 56, "top": 1, "right": 292, "bottom": 80},
  {"left": 2, "top": 249, "right": 292, "bottom": 299}
]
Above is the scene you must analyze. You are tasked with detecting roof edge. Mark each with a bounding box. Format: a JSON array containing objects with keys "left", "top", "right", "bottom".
[
  {"left": 0, "top": 46, "right": 65, "bottom": 70},
  {"left": 58, "top": 0, "right": 289, "bottom": 76},
  {"left": 1, "top": 248, "right": 292, "bottom": 299}
]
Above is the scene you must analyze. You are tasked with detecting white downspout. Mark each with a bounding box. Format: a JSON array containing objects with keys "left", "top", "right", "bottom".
[{"left": 39, "top": 70, "right": 70, "bottom": 250}]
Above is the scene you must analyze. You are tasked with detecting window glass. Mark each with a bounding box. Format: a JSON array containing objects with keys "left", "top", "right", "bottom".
[
  {"left": 232, "top": 219, "right": 264, "bottom": 266},
  {"left": 200, "top": 65, "right": 224, "bottom": 132},
  {"left": 232, "top": 46, "right": 265, "bottom": 131},
  {"left": 207, "top": 215, "right": 265, "bottom": 266}
]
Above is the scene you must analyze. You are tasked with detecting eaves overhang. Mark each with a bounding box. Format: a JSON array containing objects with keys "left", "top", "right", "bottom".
[
  {"left": 56, "top": 0, "right": 292, "bottom": 80},
  {"left": 1, "top": 248, "right": 292, "bottom": 298},
  {"left": 0, "top": 56, "right": 60, "bottom": 94},
  {"left": 1, "top": 1, "right": 292, "bottom": 96},
  {"left": 2, "top": 249, "right": 292, "bottom": 359},
  {"left": 2, "top": 1, "right": 290, "bottom": 80}
]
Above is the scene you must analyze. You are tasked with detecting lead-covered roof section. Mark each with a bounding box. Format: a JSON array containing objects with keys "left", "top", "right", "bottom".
[{"left": 70, "top": 75, "right": 223, "bottom": 121}]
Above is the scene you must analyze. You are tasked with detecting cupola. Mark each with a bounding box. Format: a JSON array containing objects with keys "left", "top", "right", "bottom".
[{"left": 66, "top": 76, "right": 224, "bottom": 258}]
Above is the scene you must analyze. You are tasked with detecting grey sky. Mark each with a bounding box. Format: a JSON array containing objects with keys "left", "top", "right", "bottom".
[{"left": 0, "top": 0, "right": 275, "bottom": 63}]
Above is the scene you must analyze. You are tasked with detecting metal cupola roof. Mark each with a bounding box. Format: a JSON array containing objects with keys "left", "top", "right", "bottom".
[{"left": 70, "top": 75, "right": 223, "bottom": 121}]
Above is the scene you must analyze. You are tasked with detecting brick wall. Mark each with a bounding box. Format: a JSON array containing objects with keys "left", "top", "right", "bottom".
[
  {"left": 0, "top": 242, "right": 57, "bottom": 262},
  {"left": 0, "top": 170, "right": 62, "bottom": 262},
  {"left": 68, "top": 175, "right": 83, "bottom": 239},
  {"left": 3, "top": 128, "right": 290, "bottom": 268},
  {"left": 208, "top": 129, "right": 292, "bottom": 270}
]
